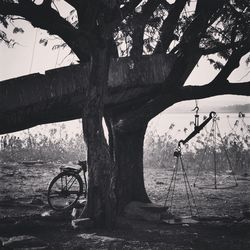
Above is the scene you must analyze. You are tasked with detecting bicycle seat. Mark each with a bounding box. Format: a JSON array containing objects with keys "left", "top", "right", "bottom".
[{"left": 60, "top": 166, "right": 81, "bottom": 173}]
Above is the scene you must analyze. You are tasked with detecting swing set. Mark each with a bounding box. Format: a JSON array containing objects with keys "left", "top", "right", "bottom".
[
  {"left": 225, "top": 112, "right": 250, "bottom": 176},
  {"left": 164, "top": 104, "right": 240, "bottom": 220},
  {"left": 193, "top": 114, "right": 238, "bottom": 190},
  {"left": 164, "top": 110, "right": 216, "bottom": 218},
  {"left": 227, "top": 112, "right": 250, "bottom": 146}
]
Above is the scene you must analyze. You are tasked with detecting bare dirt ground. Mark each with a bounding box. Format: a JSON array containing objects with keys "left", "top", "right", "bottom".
[{"left": 1, "top": 162, "right": 250, "bottom": 249}]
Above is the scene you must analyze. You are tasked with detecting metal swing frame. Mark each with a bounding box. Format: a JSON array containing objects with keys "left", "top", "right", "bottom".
[
  {"left": 164, "top": 112, "right": 217, "bottom": 217},
  {"left": 193, "top": 115, "right": 238, "bottom": 190},
  {"left": 226, "top": 112, "right": 250, "bottom": 175},
  {"left": 164, "top": 146, "right": 199, "bottom": 217}
]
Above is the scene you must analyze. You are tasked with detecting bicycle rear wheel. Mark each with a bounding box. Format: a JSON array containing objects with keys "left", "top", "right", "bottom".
[{"left": 47, "top": 172, "right": 83, "bottom": 211}]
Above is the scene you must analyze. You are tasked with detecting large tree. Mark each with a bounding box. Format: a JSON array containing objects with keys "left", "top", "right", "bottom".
[{"left": 1, "top": 0, "right": 250, "bottom": 227}]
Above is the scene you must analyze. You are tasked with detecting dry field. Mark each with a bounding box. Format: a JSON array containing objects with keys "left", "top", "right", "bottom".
[{"left": 0, "top": 162, "right": 250, "bottom": 249}]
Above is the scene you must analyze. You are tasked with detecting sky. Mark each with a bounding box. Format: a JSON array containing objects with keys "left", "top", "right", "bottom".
[
  {"left": 0, "top": 5, "right": 250, "bottom": 113},
  {"left": 0, "top": 2, "right": 250, "bottom": 140}
]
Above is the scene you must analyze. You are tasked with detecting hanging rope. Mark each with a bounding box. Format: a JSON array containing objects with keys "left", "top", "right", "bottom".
[
  {"left": 29, "top": 28, "right": 38, "bottom": 74},
  {"left": 54, "top": 43, "right": 61, "bottom": 68},
  {"left": 193, "top": 123, "right": 214, "bottom": 187},
  {"left": 192, "top": 100, "right": 200, "bottom": 130},
  {"left": 164, "top": 150, "right": 180, "bottom": 209},
  {"left": 226, "top": 112, "right": 249, "bottom": 174},
  {"left": 179, "top": 154, "right": 199, "bottom": 216},
  {"left": 238, "top": 112, "right": 250, "bottom": 139},
  {"left": 194, "top": 115, "right": 238, "bottom": 189},
  {"left": 215, "top": 120, "right": 238, "bottom": 187},
  {"left": 164, "top": 146, "right": 199, "bottom": 218},
  {"left": 227, "top": 112, "right": 249, "bottom": 142}
]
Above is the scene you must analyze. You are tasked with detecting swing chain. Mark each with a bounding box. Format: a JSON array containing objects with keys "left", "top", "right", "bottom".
[
  {"left": 192, "top": 103, "right": 200, "bottom": 129},
  {"left": 178, "top": 111, "right": 216, "bottom": 147},
  {"left": 173, "top": 146, "right": 181, "bottom": 157},
  {"left": 165, "top": 144, "right": 199, "bottom": 217},
  {"left": 194, "top": 116, "right": 238, "bottom": 189}
]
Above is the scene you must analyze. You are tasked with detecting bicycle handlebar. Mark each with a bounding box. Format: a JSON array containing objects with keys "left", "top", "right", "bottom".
[{"left": 78, "top": 160, "right": 87, "bottom": 172}]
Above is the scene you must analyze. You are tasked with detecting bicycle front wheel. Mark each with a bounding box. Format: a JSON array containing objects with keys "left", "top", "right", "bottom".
[{"left": 47, "top": 172, "right": 83, "bottom": 211}]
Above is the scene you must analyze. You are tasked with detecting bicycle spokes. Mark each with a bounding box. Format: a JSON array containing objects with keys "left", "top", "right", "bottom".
[{"left": 48, "top": 173, "right": 83, "bottom": 210}]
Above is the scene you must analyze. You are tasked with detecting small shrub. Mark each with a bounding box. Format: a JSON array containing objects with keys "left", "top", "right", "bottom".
[{"left": 0, "top": 127, "right": 86, "bottom": 163}]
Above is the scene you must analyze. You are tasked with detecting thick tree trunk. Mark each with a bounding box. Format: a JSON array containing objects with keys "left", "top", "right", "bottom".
[
  {"left": 107, "top": 119, "right": 150, "bottom": 213},
  {"left": 82, "top": 48, "right": 116, "bottom": 228}
]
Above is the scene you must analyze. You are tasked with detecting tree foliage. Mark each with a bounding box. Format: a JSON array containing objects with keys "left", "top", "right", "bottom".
[{"left": 1, "top": 1, "right": 249, "bottom": 62}]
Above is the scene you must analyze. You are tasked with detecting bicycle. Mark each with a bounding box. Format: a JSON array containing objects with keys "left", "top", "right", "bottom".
[{"left": 47, "top": 161, "right": 87, "bottom": 211}]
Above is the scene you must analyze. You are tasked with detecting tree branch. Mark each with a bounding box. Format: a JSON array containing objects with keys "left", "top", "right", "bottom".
[
  {"left": 130, "top": 0, "right": 163, "bottom": 57},
  {"left": 0, "top": 0, "right": 91, "bottom": 60},
  {"left": 111, "top": 78, "right": 250, "bottom": 132},
  {"left": 64, "top": 0, "right": 79, "bottom": 10},
  {"left": 120, "top": 0, "right": 142, "bottom": 18},
  {"left": 159, "top": 0, "right": 172, "bottom": 10},
  {"left": 180, "top": 81, "right": 250, "bottom": 102},
  {"left": 154, "top": 0, "right": 187, "bottom": 54},
  {"left": 214, "top": 37, "right": 250, "bottom": 83},
  {"left": 200, "top": 41, "right": 242, "bottom": 55},
  {"left": 162, "top": 0, "right": 228, "bottom": 89},
  {"left": 42, "top": 0, "right": 52, "bottom": 8}
]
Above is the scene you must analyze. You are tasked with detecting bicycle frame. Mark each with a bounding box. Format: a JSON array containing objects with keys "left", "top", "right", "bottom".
[{"left": 60, "top": 161, "right": 88, "bottom": 190}]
